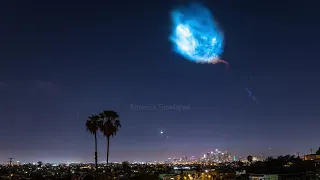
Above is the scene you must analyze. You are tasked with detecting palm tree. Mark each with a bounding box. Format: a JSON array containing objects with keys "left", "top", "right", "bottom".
[
  {"left": 86, "top": 115, "right": 101, "bottom": 178},
  {"left": 98, "top": 110, "right": 121, "bottom": 179}
]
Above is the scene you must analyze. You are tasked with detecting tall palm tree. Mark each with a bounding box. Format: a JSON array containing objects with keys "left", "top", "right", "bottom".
[
  {"left": 99, "top": 110, "right": 121, "bottom": 177},
  {"left": 86, "top": 115, "right": 100, "bottom": 178}
]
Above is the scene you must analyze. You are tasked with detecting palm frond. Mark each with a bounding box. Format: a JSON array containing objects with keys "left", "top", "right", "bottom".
[
  {"left": 85, "top": 115, "right": 100, "bottom": 134},
  {"left": 98, "top": 110, "right": 121, "bottom": 138}
]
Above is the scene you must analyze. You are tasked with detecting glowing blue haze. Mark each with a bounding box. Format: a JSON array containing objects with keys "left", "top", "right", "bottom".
[{"left": 170, "top": 4, "right": 224, "bottom": 63}]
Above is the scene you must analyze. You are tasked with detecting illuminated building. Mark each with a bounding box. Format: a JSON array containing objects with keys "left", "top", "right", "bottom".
[
  {"left": 249, "top": 174, "right": 278, "bottom": 180},
  {"left": 159, "top": 174, "right": 177, "bottom": 180},
  {"left": 233, "top": 156, "right": 237, "bottom": 161},
  {"left": 240, "top": 156, "right": 264, "bottom": 162},
  {"left": 304, "top": 154, "right": 320, "bottom": 161},
  {"left": 202, "top": 149, "right": 233, "bottom": 163},
  {"left": 189, "top": 156, "right": 196, "bottom": 161},
  {"left": 181, "top": 156, "right": 188, "bottom": 162}
]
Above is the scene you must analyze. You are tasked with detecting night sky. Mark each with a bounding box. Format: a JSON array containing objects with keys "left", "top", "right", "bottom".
[{"left": 1, "top": 0, "right": 319, "bottom": 163}]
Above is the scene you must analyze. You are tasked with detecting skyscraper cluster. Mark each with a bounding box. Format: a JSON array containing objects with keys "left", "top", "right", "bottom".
[{"left": 202, "top": 149, "right": 233, "bottom": 163}]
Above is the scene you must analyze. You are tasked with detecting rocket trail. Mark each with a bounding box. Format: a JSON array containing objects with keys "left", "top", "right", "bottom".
[{"left": 246, "top": 88, "right": 259, "bottom": 104}]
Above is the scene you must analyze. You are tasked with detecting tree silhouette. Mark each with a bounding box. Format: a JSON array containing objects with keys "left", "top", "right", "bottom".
[
  {"left": 86, "top": 115, "right": 101, "bottom": 179},
  {"left": 247, "top": 155, "right": 253, "bottom": 163},
  {"left": 253, "top": 154, "right": 311, "bottom": 174},
  {"left": 37, "top": 161, "right": 42, "bottom": 168},
  {"left": 265, "top": 156, "right": 274, "bottom": 162},
  {"left": 122, "top": 161, "right": 132, "bottom": 178},
  {"left": 316, "top": 147, "right": 320, "bottom": 155},
  {"left": 122, "top": 161, "right": 130, "bottom": 172},
  {"left": 237, "top": 161, "right": 244, "bottom": 167},
  {"left": 99, "top": 110, "right": 121, "bottom": 179}
]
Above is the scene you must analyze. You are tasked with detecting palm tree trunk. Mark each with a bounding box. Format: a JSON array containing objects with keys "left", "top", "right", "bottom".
[
  {"left": 94, "top": 133, "right": 98, "bottom": 180},
  {"left": 106, "top": 136, "right": 110, "bottom": 180},
  {"left": 107, "top": 137, "right": 110, "bottom": 164}
]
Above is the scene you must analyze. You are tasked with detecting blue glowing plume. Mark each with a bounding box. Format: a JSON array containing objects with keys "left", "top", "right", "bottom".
[{"left": 170, "top": 4, "right": 224, "bottom": 63}]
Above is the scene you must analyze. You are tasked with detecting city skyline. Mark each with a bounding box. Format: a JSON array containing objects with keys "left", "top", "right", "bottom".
[
  {"left": 1, "top": 0, "right": 319, "bottom": 163},
  {"left": 1, "top": 146, "right": 317, "bottom": 164}
]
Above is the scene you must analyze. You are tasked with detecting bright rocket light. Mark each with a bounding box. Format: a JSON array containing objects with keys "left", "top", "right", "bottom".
[{"left": 170, "top": 3, "right": 224, "bottom": 63}]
